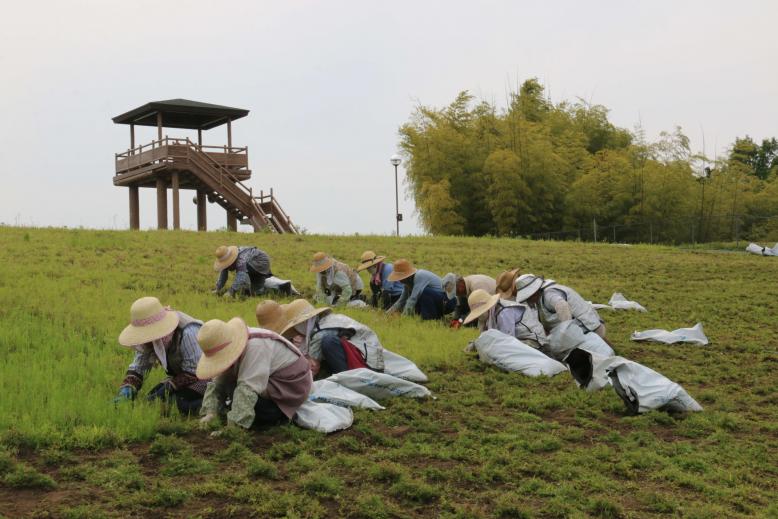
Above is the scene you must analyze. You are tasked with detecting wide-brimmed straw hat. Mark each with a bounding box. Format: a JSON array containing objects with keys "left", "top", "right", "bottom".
[
  {"left": 310, "top": 252, "right": 335, "bottom": 273},
  {"left": 118, "top": 296, "right": 180, "bottom": 347},
  {"left": 463, "top": 289, "right": 500, "bottom": 325},
  {"left": 496, "top": 268, "right": 521, "bottom": 299},
  {"left": 515, "top": 274, "right": 544, "bottom": 303},
  {"left": 195, "top": 317, "right": 249, "bottom": 380},
  {"left": 356, "top": 250, "right": 386, "bottom": 272},
  {"left": 387, "top": 259, "right": 417, "bottom": 282},
  {"left": 280, "top": 299, "right": 331, "bottom": 336},
  {"left": 255, "top": 300, "right": 286, "bottom": 334},
  {"left": 213, "top": 245, "right": 239, "bottom": 272}
]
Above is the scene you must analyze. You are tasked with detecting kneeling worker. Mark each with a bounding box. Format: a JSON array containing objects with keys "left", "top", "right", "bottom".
[
  {"left": 310, "top": 252, "right": 364, "bottom": 306},
  {"left": 463, "top": 288, "right": 549, "bottom": 350},
  {"left": 197, "top": 317, "right": 312, "bottom": 429},
  {"left": 387, "top": 259, "right": 455, "bottom": 320},
  {"left": 114, "top": 296, "right": 206, "bottom": 414},
  {"left": 515, "top": 274, "right": 608, "bottom": 341},
  {"left": 213, "top": 245, "right": 273, "bottom": 297},
  {"left": 442, "top": 272, "right": 497, "bottom": 325},
  {"left": 355, "top": 250, "right": 404, "bottom": 309}
]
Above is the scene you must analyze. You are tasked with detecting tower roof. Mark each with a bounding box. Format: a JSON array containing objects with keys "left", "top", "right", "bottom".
[{"left": 112, "top": 99, "right": 249, "bottom": 130}]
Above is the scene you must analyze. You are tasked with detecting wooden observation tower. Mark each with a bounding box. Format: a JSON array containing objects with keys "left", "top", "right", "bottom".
[{"left": 112, "top": 99, "right": 297, "bottom": 233}]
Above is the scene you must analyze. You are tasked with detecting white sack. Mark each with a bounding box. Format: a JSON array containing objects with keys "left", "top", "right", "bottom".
[
  {"left": 308, "top": 379, "right": 384, "bottom": 410},
  {"left": 293, "top": 400, "right": 354, "bottom": 433},
  {"left": 347, "top": 299, "right": 368, "bottom": 308},
  {"left": 565, "top": 349, "right": 702, "bottom": 413},
  {"left": 327, "top": 368, "right": 431, "bottom": 400},
  {"left": 382, "top": 350, "right": 429, "bottom": 383},
  {"left": 264, "top": 276, "right": 300, "bottom": 295},
  {"left": 592, "top": 293, "right": 647, "bottom": 312},
  {"left": 547, "top": 320, "right": 615, "bottom": 361},
  {"left": 631, "top": 323, "right": 708, "bottom": 345},
  {"left": 473, "top": 329, "right": 567, "bottom": 377},
  {"left": 746, "top": 242, "right": 778, "bottom": 256}
]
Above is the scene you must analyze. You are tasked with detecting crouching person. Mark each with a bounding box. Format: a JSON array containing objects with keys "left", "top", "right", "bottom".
[
  {"left": 213, "top": 245, "right": 273, "bottom": 298},
  {"left": 263, "top": 299, "right": 384, "bottom": 377},
  {"left": 197, "top": 317, "right": 312, "bottom": 429},
  {"left": 463, "top": 289, "right": 549, "bottom": 350},
  {"left": 515, "top": 274, "right": 608, "bottom": 342},
  {"left": 115, "top": 297, "right": 206, "bottom": 414},
  {"left": 387, "top": 259, "right": 456, "bottom": 320}
]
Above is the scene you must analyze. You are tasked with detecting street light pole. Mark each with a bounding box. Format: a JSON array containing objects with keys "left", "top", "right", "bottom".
[{"left": 390, "top": 154, "right": 402, "bottom": 236}]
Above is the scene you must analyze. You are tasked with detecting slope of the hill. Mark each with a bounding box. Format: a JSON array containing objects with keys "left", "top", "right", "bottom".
[{"left": 0, "top": 227, "right": 776, "bottom": 518}]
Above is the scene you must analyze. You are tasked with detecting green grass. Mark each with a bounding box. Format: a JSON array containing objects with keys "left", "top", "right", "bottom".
[{"left": 0, "top": 226, "right": 777, "bottom": 517}]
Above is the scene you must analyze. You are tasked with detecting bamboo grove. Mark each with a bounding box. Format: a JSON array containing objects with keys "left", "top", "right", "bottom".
[{"left": 399, "top": 80, "right": 778, "bottom": 243}]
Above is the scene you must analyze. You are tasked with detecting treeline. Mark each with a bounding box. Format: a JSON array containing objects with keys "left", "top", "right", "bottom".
[{"left": 398, "top": 80, "right": 778, "bottom": 243}]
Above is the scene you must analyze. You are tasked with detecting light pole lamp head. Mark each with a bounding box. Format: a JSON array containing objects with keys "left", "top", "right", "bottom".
[{"left": 390, "top": 154, "right": 402, "bottom": 167}]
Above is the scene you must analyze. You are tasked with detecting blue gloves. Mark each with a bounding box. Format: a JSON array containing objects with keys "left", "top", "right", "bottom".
[{"left": 113, "top": 385, "right": 136, "bottom": 405}]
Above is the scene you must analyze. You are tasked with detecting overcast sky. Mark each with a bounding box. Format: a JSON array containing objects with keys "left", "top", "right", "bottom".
[{"left": 1, "top": 1, "right": 776, "bottom": 234}]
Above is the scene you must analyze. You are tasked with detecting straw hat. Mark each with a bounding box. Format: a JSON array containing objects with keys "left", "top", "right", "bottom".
[
  {"left": 515, "top": 274, "right": 544, "bottom": 303},
  {"left": 280, "top": 299, "right": 331, "bottom": 336},
  {"left": 496, "top": 268, "right": 521, "bottom": 299},
  {"left": 213, "top": 245, "right": 239, "bottom": 272},
  {"left": 463, "top": 289, "right": 500, "bottom": 325},
  {"left": 255, "top": 300, "right": 286, "bottom": 333},
  {"left": 118, "top": 296, "right": 180, "bottom": 347},
  {"left": 441, "top": 273, "right": 458, "bottom": 299},
  {"left": 310, "top": 252, "right": 335, "bottom": 273},
  {"left": 356, "top": 250, "right": 386, "bottom": 272},
  {"left": 195, "top": 317, "right": 249, "bottom": 380},
  {"left": 387, "top": 259, "right": 417, "bottom": 282}
]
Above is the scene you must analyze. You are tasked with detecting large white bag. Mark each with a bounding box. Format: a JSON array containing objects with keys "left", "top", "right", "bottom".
[
  {"left": 547, "top": 320, "right": 615, "bottom": 361},
  {"left": 473, "top": 329, "right": 567, "bottom": 377},
  {"left": 293, "top": 400, "right": 354, "bottom": 433},
  {"left": 382, "top": 350, "right": 429, "bottom": 383},
  {"left": 264, "top": 276, "right": 300, "bottom": 295},
  {"left": 327, "top": 368, "right": 432, "bottom": 400},
  {"left": 746, "top": 242, "right": 778, "bottom": 256},
  {"left": 591, "top": 293, "right": 647, "bottom": 312},
  {"left": 308, "top": 379, "right": 385, "bottom": 410},
  {"left": 631, "top": 323, "right": 708, "bottom": 345},
  {"left": 565, "top": 348, "right": 702, "bottom": 413}
]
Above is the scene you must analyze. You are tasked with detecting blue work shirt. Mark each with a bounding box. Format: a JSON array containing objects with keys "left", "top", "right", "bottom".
[{"left": 388, "top": 269, "right": 444, "bottom": 316}]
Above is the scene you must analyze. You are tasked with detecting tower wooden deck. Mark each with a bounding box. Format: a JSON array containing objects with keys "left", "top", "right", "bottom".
[{"left": 112, "top": 99, "right": 297, "bottom": 233}]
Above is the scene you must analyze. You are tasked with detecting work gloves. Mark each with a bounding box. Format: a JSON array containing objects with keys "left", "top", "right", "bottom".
[{"left": 113, "top": 385, "right": 137, "bottom": 404}]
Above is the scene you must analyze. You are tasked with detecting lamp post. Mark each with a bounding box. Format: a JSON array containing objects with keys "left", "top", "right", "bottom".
[{"left": 390, "top": 154, "right": 402, "bottom": 236}]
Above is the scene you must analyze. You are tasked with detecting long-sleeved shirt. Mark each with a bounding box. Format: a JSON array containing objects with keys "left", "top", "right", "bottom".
[
  {"left": 314, "top": 261, "right": 363, "bottom": 306},
  {"left": 124, "top": 321, "right": 205, "bottom": 392},
  {"left": 373, "top": 263, "right": 404, "bottom": 296},
  {"left": 200, "top": 334, "right": 299, "bottom": 428},
  {"left": 486, "top": 302, "right": 548, "bottom": 347},
  {"left": 215, "top": 247, "right": 272, "bottom": 295},
  {"left": 388, "top": 269, "right": 444, "bottom": 316}
]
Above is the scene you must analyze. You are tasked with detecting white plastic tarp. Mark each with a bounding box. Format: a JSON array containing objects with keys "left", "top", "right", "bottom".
[
  {"left": 473, "top": 329, "right": 567, "bottom": 377},
  {"left": 308, "top": 379, "right": 385, "bottom": 410},
  {"left": 631, "top": 323, "right": 709, "bottom": 345},
  {"left": 591, "top": 293, "right": 647, "bottom": 312},
  {"left": 746, "top": 242, "right": 778, "bottom": 256},
  {"left": 546, "top": 320, "right": 615, "bottom": 361},
  {"left": 264, "top": 276, "right": 300, "bottom": 295},
  {"left": 327, "top": 368, "right": 432, "bottom": 400},
  {"left": 382, "top": 350, "right": 429, "bottom": 383},
  {"left": 293, "top": 400, "right": 354, "bottom": 433},
  {"left": 565, "top": 349, "right": 703, "bottom": 413}
]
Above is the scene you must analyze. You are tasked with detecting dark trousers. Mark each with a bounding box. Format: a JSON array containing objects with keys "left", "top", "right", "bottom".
[
  {"left": 247, "top": 265, "right": 271, "bottom": 296},
  {"left": 147, "top": 384, "right": 202, "bottom": 416},
  {"left": 415, "top": 287, "right": 457, "bottom": 320},
  {"left": 252, "top": 397, "right": 288, "bottom": 427},
  {"left": 320, "top": 334, "right": 349, "bottom": 374}
]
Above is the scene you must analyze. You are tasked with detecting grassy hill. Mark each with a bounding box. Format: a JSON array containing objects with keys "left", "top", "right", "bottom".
[{"left": 0, "top": 226, "right": 776, "bottom": 518}]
